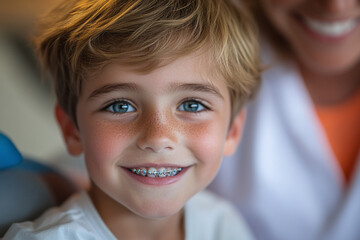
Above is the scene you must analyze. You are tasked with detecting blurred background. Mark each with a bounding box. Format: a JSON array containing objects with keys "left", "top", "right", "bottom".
[{"left": 0, "top": 0, "right": 88, "bottom": 186}]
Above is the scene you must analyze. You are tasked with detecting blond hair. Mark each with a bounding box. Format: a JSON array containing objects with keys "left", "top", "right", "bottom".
[{"left": 36, "top": 0, "right": 261, "bottom": 122}]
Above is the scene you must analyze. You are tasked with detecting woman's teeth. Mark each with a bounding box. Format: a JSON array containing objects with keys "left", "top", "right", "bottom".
[
  {"left": 304, "top": 17, "right": 357, "bottom": 37},
  {"left": 131, "top": 167, "right": 182, "bottom": 178}
]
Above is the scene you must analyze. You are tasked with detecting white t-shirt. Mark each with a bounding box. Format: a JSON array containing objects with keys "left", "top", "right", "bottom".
[{"left": 4, "top": 190, "right": 254, "bottom": 240}]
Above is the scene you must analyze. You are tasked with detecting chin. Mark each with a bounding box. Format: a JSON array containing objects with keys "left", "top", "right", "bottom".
[
  {"left": 129, "top": 200, "right": 184, "bottom": 219},
  {"left": 297, "top": 51, "right": 360, "bottom": 76}
]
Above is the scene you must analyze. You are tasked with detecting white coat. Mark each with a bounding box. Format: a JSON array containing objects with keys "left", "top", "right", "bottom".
[{"left": 209, "top": 48, "right": 360, "bottom": 240}]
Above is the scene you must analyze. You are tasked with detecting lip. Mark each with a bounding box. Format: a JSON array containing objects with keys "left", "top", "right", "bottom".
[
  {"left": 125, "top": 163, "right": 185, "bottom": 169},
  {"left": 294, "top": 13, "right": 360, "bottom": 42},
  {"left": 121, "top": 166, "right": 190, "bottom": 186}
]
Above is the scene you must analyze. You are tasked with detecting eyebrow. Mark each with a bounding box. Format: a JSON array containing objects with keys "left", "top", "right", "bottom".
[
  {"left": 169, "top": 83, "right": 224, "bottom": 99},
  {"left": 88, "top": 82, "right": 224, "bottom": 100},
  {"left": 88, "top": 83, "right": 139, "bottom": 100}
]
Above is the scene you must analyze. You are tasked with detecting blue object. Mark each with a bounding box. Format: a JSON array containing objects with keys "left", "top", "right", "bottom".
[
  {"left": 0, "top": 133, "right": 22, "bottom": 170},
  {"left": 0, "top": 132, "right": 78, "bottom": 236}
]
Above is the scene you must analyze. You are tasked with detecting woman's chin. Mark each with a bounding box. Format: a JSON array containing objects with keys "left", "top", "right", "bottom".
[{"left": 296, "top": 49, "right": 360, "bottom": 77}]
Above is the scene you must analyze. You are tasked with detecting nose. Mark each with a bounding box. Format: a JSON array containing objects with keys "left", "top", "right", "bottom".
[
  {"left": 319, "top": 0, "right": 358, "bottom": 13},
  {"left": 136, "top": 110, "right": 178, "bottom": 153}
]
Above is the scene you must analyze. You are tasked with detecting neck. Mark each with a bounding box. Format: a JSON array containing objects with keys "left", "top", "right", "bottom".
[
  {"left": 299, "top": 61, "right": 360, "bottom": 106},
  {"left": 89, "top": 185, "right": 185, "bottom": 240}
]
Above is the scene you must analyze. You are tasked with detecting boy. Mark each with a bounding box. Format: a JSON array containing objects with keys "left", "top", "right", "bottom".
[{"left": 4, "top": 0, "right": 261, "bottom": 239}]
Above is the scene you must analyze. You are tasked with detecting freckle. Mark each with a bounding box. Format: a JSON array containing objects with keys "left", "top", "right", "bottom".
[
  {"left": 100, "top": 120, "right": 134, "bottom": 138},
  {"left": 176, "top": 120, "right": 208, "bottom": 137},
  {"left": 152, "top": 118, "right": 177, "bottom": 138}
]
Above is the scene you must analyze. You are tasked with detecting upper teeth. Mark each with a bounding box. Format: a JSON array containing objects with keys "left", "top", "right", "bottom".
[
  {"left": 131, "top": 167, "right": 182, "bottom": 178},
  {"left": 304, "top": 17, "right": 357, "bottom": 37}
]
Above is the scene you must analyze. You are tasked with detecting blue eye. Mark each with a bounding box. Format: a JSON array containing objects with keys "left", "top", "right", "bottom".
[
  {"left": 106, "top": 101, "right": 136, "bottom": 113},
  {"left": 178, "top": 100, "right": 206, "bottom": 112}
]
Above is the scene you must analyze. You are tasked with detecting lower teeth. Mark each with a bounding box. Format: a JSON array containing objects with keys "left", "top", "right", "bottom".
[{"left": 131, "top": 167, "right": 182, "bottom": 177}]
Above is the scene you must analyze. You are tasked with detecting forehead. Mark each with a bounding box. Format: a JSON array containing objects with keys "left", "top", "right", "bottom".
[{"left": 82, "top": 51, "right": 227, "bottom": 97}]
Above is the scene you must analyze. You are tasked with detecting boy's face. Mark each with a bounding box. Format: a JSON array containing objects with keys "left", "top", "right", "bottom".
[{"left": 58, "top": 51, "right": 243, "bottom": 219}]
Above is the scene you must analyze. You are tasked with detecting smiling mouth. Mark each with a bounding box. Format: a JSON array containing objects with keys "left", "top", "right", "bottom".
[
  {"left": 303, "top": 16, "right": 358, "bottom": 37},
  {"left": 128, "top": 167, "right": 182, "bottom": 178}
]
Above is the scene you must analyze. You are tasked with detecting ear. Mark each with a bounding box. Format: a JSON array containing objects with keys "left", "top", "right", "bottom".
[
  {"left": 55, "top": 104, "right": 83, "bottom": 156},
  {"left": 223, "top": 110, "right": 245, "bottom": 156}
]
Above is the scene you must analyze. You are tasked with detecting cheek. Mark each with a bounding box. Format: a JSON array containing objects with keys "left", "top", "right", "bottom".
[
  {"left": 185, "top": 119, "right": 227, "bottom": 165},
  {"left": 183, "top": 120, "right": 227, "bottom": 189},
  {"left": 79, "top": 119, "right": 134, "bottom": 170},
  {"left": 261, "top": 0, "right": 299, "bottom": 23}
]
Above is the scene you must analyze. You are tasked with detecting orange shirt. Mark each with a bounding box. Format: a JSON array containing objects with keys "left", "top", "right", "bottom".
[{"left": 316, "top": 90, "right": 360, "bottom": 184}]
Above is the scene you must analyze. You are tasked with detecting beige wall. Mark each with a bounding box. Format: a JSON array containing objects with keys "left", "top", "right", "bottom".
[
  {"left": 0, "top": 0, "right": 62, "bottom": 27},
  {"left": 0, "top": 0, "right": 67, "bottom": 163}
]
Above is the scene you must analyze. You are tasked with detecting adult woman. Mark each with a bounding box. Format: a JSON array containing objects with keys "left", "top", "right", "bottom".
[{"left": 210, "top": 1, "right": 360, "bottom": 240}]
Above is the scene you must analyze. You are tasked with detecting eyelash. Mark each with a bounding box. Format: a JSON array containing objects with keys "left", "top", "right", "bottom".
[
  {"left": 102, "top": 99, "right": 136, "bottom": 114},
  {"left": 101, "top": 98, "right": 211, "bottom": 114},
  {"left": 177, "top": 98, "right": 210, "bottom": 113}
]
